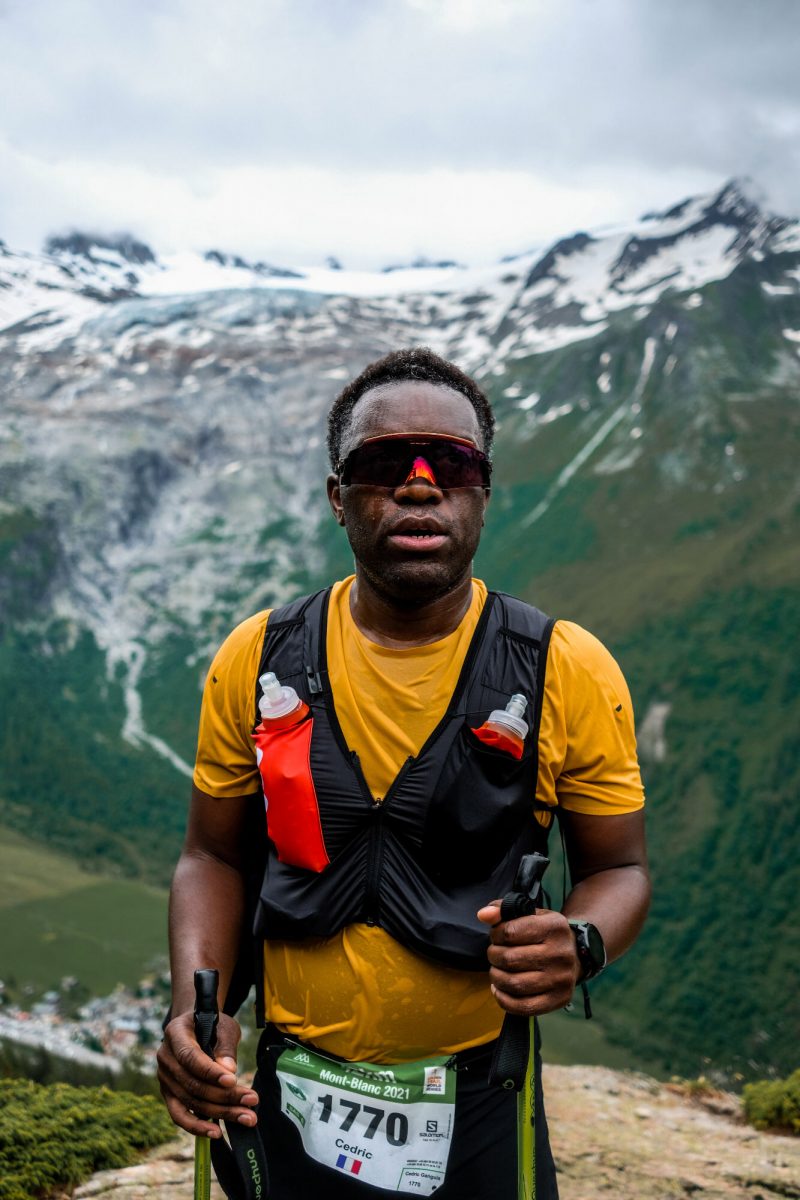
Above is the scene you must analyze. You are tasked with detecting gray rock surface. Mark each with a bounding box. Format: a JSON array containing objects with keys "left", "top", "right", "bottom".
[{"left": 71, "top": 1066, "right": 800, "bottom": 1199}]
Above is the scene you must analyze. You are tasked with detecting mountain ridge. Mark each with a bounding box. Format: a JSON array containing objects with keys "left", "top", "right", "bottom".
[{"left": 3, "top": 178, "right": 798, "bottom": 319}]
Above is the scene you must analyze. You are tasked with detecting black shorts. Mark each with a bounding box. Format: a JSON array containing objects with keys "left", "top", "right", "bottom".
[{"left": 252, "top": 1025, "right": 559, "bottom": 1200}]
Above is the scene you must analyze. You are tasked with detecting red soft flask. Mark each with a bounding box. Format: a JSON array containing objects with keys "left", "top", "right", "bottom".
[{"left": 253, "top": 672, "right": 329, "bottom": 872}]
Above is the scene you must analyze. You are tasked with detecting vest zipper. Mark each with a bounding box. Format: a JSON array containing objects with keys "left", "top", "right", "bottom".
[
  {"left": 352, "top": 752, "right": 414, "bottom": 926},
  {"left": 365, "top": 804, "right": 385, "bottom": 927}
]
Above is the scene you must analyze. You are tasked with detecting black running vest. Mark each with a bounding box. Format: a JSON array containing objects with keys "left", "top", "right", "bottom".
[{"left": 252, "top": 587, "right": 555, "bottom": 976}]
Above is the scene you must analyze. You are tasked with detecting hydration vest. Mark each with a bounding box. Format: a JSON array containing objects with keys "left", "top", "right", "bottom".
[{"left": 251, "top": 586, "right": 555, "bottom": 994}]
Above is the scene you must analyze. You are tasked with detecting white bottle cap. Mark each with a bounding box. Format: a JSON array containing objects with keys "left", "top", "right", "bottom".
[
  {"left": 487, "top": 693, "right": 529, "bottom": 740},
  {"left": 258, "top": 672, "right": 303, "bottom": 720}
]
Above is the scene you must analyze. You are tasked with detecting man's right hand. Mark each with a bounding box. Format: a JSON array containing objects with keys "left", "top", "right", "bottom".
[{"left": 157, "top": 1011, "right": 259, "bottom": 1137}]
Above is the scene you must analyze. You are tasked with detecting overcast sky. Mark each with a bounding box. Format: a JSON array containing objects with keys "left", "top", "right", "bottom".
[{"left": 1, "top": 0, "right": 799, "bottom": 268}]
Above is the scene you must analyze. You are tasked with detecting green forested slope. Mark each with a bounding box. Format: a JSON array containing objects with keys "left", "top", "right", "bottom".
[
  {"left": 0, "top": 827, "right": 167, "bottom": 994},
  {"left": 470, "top": 264, "right": 800, "bottom": 1077},
  {"left": 599, "top": 588, "right": 800, "bottom": 1078},
  {"left": 0, "top": 625, "right": 186, "bottom": 882}
]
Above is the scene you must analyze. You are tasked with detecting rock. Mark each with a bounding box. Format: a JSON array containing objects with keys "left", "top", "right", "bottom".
[
  {"left": 72, "top": 1136, "right": 226, "bottom": 1200},
  {"left": 544, "top": 1066, "right": 799, "bottom": 1200}
]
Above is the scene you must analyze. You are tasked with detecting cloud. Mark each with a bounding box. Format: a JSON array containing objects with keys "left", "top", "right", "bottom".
[
  {"left": 0, "top": 0, "right": 798, "bottom": 261},
  {"left": 0, "top": 132, "right": 722, "bottom": 267}
]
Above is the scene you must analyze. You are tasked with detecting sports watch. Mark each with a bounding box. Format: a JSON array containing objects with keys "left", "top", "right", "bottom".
[{"left": 568, "top": 920, "right": 607, "bottom": 982}]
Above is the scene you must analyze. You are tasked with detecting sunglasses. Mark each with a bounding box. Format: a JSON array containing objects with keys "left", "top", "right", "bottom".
[{"left": 337, "top": 433, "right": 491, "bottom": 490}]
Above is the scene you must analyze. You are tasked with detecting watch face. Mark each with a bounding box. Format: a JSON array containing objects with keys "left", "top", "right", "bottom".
[
  {"left": 585, "top": 922, "right": 606, "bottom": 967},
  {"left": 571, "top": 921, "right": 606, "bottom": 979}
]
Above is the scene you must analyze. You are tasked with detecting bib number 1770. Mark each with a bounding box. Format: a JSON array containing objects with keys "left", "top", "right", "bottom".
[{"left": 318, "top": 1093, "right": 409, "bottom": 1146}]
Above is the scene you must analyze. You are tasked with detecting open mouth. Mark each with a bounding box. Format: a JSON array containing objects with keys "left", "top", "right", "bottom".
[{"left": 388, "top": 530, "right": 448, "bottom": 551}]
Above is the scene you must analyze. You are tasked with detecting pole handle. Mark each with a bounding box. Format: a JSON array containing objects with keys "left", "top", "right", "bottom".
[
  {"left": 489, "top": 853, "right": 550, "bottom": 1094},
  {"left": 193, "top": 968, "right": 219, "bottom": 1059},
  {"left": 500, "top": 852, "right": 550, "bottom": 922}
]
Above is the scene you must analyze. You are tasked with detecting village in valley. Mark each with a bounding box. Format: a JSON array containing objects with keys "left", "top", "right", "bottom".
[{"left": 0, "top": 972, "right": 175, "bottom": 1079}]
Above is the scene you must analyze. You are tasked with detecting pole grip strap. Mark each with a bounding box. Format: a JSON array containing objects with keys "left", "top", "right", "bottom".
[
  {"left": 488, "top": 1011, "right": 531, "bottom": 1091},
  {"left": 210, "top": 1122, "right": 270, "bottom": 1200}
]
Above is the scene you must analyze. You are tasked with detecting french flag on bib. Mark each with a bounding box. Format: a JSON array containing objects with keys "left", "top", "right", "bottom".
[{"left": 336, "top": 1153, "right": 362, "bottom": 1175}]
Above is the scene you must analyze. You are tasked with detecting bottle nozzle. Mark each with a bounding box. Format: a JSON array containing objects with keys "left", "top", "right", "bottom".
[
  {"left": 484, "top": 692, "right": 529, "bottom": 742},
  {"left": 258, "top": 671, "right": 303, "bottom": 720},
  {"left": 260, "top": 672, "right": 283, "bottom": 703}
]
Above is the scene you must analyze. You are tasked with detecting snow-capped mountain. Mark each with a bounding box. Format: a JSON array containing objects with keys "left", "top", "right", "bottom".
[
  {"left": 2, "top": 180, "right": 798, "bottom": 668},
  {"left": 3, "top": 176, "right": 799, "bottom": 718},
  {"left": 2, "top": 177, "right": 799, "bottom": 749},
  {"left": 3, "top": 179, "right": 799, "bottom": 361}
]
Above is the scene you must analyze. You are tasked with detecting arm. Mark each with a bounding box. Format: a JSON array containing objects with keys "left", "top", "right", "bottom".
[
  {"left": 156, "top": 784, "right": 262, "bottom": 1136},
  {"left": 561, "top": 808, "right": 650, "bottom": 951},
  {"left": 477, "top": 809, "right": 650, "bottom": 1015}
]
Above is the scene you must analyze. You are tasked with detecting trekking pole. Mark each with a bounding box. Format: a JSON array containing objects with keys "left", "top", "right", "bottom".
[
  {"left": 193, "top": 968, "right": 220, "bottom": 1200},
  {"left": 488, "top": 853, "right": 550, "bottom": 1200}
]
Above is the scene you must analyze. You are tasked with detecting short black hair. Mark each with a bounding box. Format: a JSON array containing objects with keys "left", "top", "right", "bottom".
[{"left": 327, "top": 347, "right": 495, "bottom": 469}]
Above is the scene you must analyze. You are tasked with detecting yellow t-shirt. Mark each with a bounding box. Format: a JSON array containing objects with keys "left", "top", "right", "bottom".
[{"left": 193, "top": 577, "right": 644, "bottom": 1062}]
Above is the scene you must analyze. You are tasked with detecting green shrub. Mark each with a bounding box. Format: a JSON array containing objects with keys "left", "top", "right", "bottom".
[
  {"left": 743, "top": 1068, "right": 800, "bottom": 1133},
  {"left": 670, "top": 1074, "right": 719, "bottom": 1099},
  {"left": 0, "top": 1078, "right": 175, "bottom": 1200}
]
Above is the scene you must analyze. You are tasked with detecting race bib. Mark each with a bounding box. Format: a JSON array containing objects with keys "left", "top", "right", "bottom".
[{"left": 276, "top": 1044, "right": 456, "bottom": 1195}]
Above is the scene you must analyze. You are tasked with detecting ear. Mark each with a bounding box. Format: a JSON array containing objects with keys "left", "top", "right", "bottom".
[
  {"left": 327, "top": 474, "right": 346, "bottom": 526},
  {"left": 481, "top": 487, "right": 491, "bottom": 526}
]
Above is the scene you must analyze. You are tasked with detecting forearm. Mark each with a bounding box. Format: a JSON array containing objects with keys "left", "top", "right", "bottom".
[
  {"left": 562, "top": 863, "right": 651, "bottom": 965},
  {"left": 168, "top": 847, "right": 246, "bottom": 1015}
]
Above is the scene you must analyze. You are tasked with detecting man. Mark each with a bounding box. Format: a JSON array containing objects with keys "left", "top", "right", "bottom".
[{"left": 158, "top": 347, "right": 650, "bottom": 1199}]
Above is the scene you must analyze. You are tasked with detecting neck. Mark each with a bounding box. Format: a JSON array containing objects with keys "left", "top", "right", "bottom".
[{"left": 349, "top": 569, "right": 474, "bottom": 648}]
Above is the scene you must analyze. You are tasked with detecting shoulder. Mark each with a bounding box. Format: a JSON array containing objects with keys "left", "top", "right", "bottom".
[
  {"left": 543, "top": 621, "right": 644, "bottom": 812},
  {"left": 549, "top": 620, "right": 629, "bottom": 688},
  {"left": 266, "top": 584, "right": 337, "bottom": 629},
  {"left": 208, "top": 610, "right": 271, "bottom": 682},
  {"left": 545, "top": 621, "right": 640, "bottom": 766},
  {"left": 544, "top": 619, "right": 638, "bottom": 731},
  {"left": 214, "top": 609, "right": 271, "bottom": 657},
  {"left": 195, "top": 611, "right": 271, "bottom": 798},
  {"left": 485, "top": 589, "right": 552, "bottom": 639}
]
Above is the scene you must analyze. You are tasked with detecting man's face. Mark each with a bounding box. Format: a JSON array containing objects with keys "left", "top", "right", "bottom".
[{"left": 327, "top": 381, "right": 490, "bottom": 604}]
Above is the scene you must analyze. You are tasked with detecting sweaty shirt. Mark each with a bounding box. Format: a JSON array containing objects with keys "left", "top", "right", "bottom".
[{"left": 193, "top": 577, "right": 644, "bottom": 1062}]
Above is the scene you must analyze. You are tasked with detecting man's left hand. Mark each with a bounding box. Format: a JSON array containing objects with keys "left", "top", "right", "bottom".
[{"left": 476, "top": 903, "right": 580, "bottom": 1016}]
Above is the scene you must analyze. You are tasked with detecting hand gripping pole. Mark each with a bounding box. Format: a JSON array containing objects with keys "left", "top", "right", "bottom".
[
  {"left": 193, "top": 970, "right": 270, "bottom": 1200},
  {"left": 193, "top": 969, "right": 219, "bottom": 1200}
]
